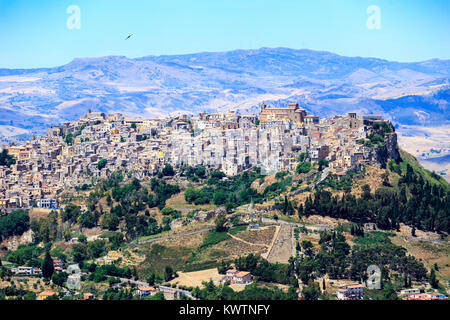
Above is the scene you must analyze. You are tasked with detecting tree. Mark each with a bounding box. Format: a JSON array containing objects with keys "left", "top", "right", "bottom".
[
  {"left": 161, "top": 207, "right": 176, "bottom": 216},
  {"left": 106, "top": 232, "right": 124, "bottom": 249},
  {"left": 214, "top": 212, "right": 227, "bottom": 232},
  {"left": 164, "top": 266, "right": 174, "bottom": 282},
  {"left": 302, "top": 281, "right": 320, "bottom": 300},
  {"left": 161, "top": 164, "right": 174, "bottom": 176},
  {"left": 298, "top": 152, "right": 309, "bottom": 162},
  {"left": 194, "top": 166, "right": 206, "bottom": 178},
  {"left": 213, "top": 190, "right": 228, "bottom": 206},
  {"left": 52, "top": 271, "right": 68, "bottom": 287},
  {"left": 147, "top": 273, "right": 156, "bottom": 286},
  {"left": 148, "top": 291, "right": 165, "bottom": 300},
  {"left": 0, "top": 149, "right": 16, "bottom": 167},
  {"left": 101, "top": 214, "right": 120, "bottom": 231},
  {"left": 62, "top": 204, "right": 81, "bottom": 224},
  {"left": 79, "top": 211, "right": 98, "bottom": 228},
  {"left": 296, "top": 161, "right": 311, "bottom": 174},
  {"left": 362, "top": 184, "right": 371, "bottom": 200},
  {"left": 97, "top": 159, "right": 108, "bottom": 170},
  {"left": 430, "top": 268, "right": 439, "bottom": 289},
  {"left": 281, "top": 196, "right": 295, "bottom": 215},
  {"left": 218, "top": 260, "right": 230, "bottom": 274},
  {"left": 184, "top": 187, "right": 198, "bottom": 203},
  {"left": 105, "top": 193, "right": 113, "bottom": 206},
  {"left": 0, "top": 209, "right": 30, "bottom": 240},
  {"left": 382, "top": 285, "right": 398, "bottom": 300},
  {"left": 318, "top": 159, "right": 329, "bottom": 172},
  {"left": 42, "top": 250, "right": 54, "bottom": 279},
  {"left": 65, "top": 133, "right": 74, "bottom": 145},
  {"left": 24, "top": 292, "right": 37, "bottom": 300},
  {"left": 301, "top": 240, "right": 313, "bottom": 256},
  {"left": 298, "top": 203, "right": 304, "bottom": 218}
]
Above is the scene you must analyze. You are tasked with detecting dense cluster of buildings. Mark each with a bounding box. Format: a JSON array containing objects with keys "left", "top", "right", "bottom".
[
  {"left": 11, "top": 266, "right": 42, "bottom": 276},
  {"left": 0, "top": 103, "right": 393, "bottom": 210},
  {"left": 11, "top": 259, "right": 65, "bottom": 277},
  {"left": 401, "top": 292, "right": 448, "bottom": 300}
]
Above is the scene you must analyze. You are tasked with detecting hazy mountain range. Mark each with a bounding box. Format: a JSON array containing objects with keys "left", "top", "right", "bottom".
[{"left": 0, "top": 47, "right": 449, "bottom": 141}]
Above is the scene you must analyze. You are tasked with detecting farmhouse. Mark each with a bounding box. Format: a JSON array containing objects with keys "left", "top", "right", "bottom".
[
  {"left": 221, "top": 269, "right": 253, "bottom": 285},
  {"left": 336, "top": 284, "right": 364, "bottom": 300},
  {"left": 137, "top": 286, "right": 159, "bottom": 298},
  {"left": 11, "top": 266, "right": 42, "bottom": 276}
]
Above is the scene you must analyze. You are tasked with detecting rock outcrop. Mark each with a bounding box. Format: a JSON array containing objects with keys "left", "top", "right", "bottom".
[{"left": 1, "top": 229, "right": 34, "bottom": 251}]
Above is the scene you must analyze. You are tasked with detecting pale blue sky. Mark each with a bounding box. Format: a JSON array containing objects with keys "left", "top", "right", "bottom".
[{"left": 0, "top": 0, "right": 449, "bottom": 68}]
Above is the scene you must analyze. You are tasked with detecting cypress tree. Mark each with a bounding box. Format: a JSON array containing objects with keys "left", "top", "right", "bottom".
[
  {"left": 42, "top": 250, "right": 54, "bottom": 279},
  {"left": 430, "top": 269, "right": 439, "bottom": 289},
  {"left": 298, "top": 203, "right": 303, "bottom": 218},
  {"left": 147, "top": 273, "right": 155, "bottom": 286}
]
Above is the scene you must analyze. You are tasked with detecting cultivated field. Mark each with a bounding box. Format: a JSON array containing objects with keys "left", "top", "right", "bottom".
[
  {"left": 229, "top": 226, "right": 276, "bottom": 247},
  {"left": 168, "top": 268, "right": 223, "bottom": 288}
]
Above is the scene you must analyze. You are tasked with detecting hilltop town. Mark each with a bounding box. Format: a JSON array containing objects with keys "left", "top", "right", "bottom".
[
  {"left": 0, "top": 103, "right": 397, "bottom": 210},
  {"left": 0, "top": 103, "right": 448, "bottom": 302}
]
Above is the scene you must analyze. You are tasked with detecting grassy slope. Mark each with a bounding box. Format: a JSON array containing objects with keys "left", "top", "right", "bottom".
[{"left": 396, "top": 149, "right": 449, "bottom": 190}]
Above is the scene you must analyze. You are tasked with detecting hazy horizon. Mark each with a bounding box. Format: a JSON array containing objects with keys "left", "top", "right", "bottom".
[
  {"left": 1, "top": 0, "right": 449, "bottom": 69},
  {"left": 3, "top": 46, "right": 450, "bottom": 70}
]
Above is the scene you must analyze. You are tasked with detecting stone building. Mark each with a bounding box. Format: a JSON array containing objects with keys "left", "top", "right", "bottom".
[{"left": 259, "top": 102, "right": 307, "bottom": 124}]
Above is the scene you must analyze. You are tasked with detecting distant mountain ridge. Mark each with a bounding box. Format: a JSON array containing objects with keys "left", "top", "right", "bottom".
[{"left": 0, "top": 47, "right": 449, "bottom": 141}]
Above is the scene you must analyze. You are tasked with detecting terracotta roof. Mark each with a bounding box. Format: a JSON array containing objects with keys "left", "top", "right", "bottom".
[
  {"left": 138, "top": 286, "right": 157, "bottom": 291},
  {"left": 236, "top": 271, "right": 250, "bottom": 277},
  {"left": 346, "top": 284, "right": 364, "bottom": 289}
]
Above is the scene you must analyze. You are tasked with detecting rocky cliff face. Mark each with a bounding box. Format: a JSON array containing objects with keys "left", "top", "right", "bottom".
[
  {"left": 375, "top": 133, "right": 401, "bottom": 169},
  {"left": 384, "top": 132, "right": 401, "bottom": 161},
  {"left": 367, "top": 132, "right": 401, "bottom": 169},
  {"left": 1, "top": 229, "right": 34, "bottom": 251}
]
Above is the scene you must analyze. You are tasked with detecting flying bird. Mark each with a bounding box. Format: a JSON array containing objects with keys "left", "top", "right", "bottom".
[{"left": 125, "top": 34, "right": 133, "bottom": 40}]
